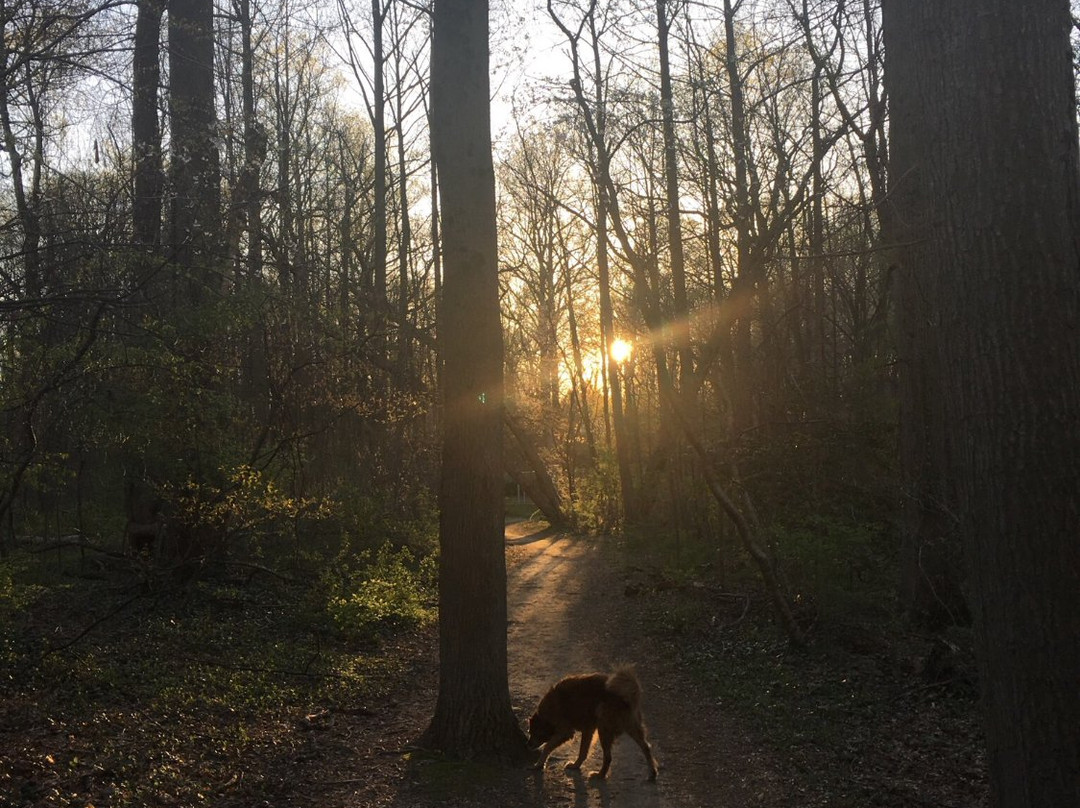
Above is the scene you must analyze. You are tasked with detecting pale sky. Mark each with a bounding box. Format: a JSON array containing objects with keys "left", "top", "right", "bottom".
[{"left": 489, "top": 0, "right": 574, "bottom": 142}]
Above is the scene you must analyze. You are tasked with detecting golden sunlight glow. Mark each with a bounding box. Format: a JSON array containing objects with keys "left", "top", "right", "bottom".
[{"left": 609, "top": 338, "right": 632, "bottom": 365}]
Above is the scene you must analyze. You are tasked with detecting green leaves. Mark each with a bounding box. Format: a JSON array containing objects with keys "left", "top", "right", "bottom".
[{"left": 325, "top": 543, "right": 436, "bottom": 640}]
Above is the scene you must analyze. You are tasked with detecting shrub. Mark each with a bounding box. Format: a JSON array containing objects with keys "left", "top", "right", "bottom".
[
  {"left": 325, "top": 543, "right": 436, "bottom": 640},
  {"left": 569, "top": 450, "right": 620, "bottom": 533}
]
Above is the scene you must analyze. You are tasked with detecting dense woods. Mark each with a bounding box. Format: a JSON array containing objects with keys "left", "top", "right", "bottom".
[
  {"left": 1, "top": 0, "right": 1076, "bottom": 804},
  {"left": 0, "top": 0, "right": 904, "bottom": 578}
]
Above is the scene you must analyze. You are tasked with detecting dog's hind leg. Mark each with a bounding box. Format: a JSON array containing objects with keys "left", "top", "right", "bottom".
[
  {"left": 565, "top": 725, "right": 595, "bottom": 770},
  {"left": 627, "top": 723, "right": 658, "bottom": 781},
  {"left": 588, "top": 728, "right": 615, "bottom": 779}
]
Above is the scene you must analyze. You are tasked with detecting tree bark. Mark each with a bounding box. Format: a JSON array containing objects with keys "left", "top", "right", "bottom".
[
  {"left": 422, "top": 0, "right": 525, "bottom": 759},
  {"left": 132, "top": 0, "right": 163, "bottom": 251},
  {"left": 585, "top": 10, "right": 636, "bottom": 522},
  {"left": 547, "top": 0, "right": 638, "bottom": 521},
  {"left": 168, "top": 0, "right": 221, "bottom": 297},
  {"left": 393, "top": 83, "right": 412, "bottom": 381},
  {"left": 0, "top": 0, "right": 43, "bottom": 298},
  {"left": 884, "top": 2, "right": 1080, "bottom": 803},
  {"left": 223, "top": 0, "right": 264, "bottom": 283}
]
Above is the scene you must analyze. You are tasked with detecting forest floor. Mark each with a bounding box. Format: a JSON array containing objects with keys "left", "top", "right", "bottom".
[{"left": 0, "top": 520, "right": 988, "bottom": 807}]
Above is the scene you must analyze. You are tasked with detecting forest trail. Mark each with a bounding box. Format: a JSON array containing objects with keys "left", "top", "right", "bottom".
[
  {"left": 493, "top": 521, "right": 780, "bottom": 807},
  {"left": 347, "top": 520, "right": 785, "bottom": 808}
]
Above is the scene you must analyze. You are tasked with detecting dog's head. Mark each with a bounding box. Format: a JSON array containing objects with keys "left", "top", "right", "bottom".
[
  {"left": 526, "top": 710, "right": 554, "bottom": 749},
  {"left": 529, "top": 699, "right": 570, "bottom": 751}
]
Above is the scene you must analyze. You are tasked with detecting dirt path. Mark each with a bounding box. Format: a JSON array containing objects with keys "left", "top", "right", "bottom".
[
  {"left": 327, "top": 521, "right": 784, "bottom": 807},
  {"left": 501, "top": 521, "right": 780, "bottom": 808}
]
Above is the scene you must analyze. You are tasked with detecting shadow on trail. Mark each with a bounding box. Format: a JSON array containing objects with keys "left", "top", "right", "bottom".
[
  {"left": 507, "top": 529, "right": 615, "bottom": 697},
  {"left": 388, "top": 754, "right": 535, "bottom": 808},
  {"left": 388, "top": 752, "right": 661, "bottom": 808},
  {"left": 505, "top": 529, "right": 672, "bottom": 807},
  {"left": 382, "top": 523, "right": 766, "bottom": 807},
  {"left": 505, "top": 521, "right": 563, "bottom": 546}
]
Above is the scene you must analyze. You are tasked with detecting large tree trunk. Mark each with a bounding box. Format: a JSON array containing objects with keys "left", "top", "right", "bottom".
[
  {"left": 884, "top": 2, "right": 1080, "bottom": 804},
  {"left": 422, "top": 0, "right": 525, "bottom": 759},
  {"left": 168, "top": 0, "right": 221, "bottom": 298},
  {"left": 132, "top": 0, "right": 163, "bottom": 251}
]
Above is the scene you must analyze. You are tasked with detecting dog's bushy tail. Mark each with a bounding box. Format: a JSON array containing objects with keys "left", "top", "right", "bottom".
[{"left": 605, "top": 666, "right": 642, "bottom": 708}]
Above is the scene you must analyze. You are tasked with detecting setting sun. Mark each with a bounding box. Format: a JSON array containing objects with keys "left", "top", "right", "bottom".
[{"left": 609, "top": 338, "right": 632, "bottom": 364}]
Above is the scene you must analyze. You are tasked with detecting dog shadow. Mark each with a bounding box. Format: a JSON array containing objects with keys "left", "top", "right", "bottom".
[
  {"left": 527, "top": 767, "right": 609, "bottom": 808},
  {"left": 568, "top": 769, "right": 612, "bottom": 808},
  {"left": 529, "top": 764, "right": 660, "bottom": 808}
]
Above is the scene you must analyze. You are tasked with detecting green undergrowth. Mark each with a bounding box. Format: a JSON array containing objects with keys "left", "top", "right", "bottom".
[
  {"left": 324, "top": 542, "right": 437, "bottom": 641},
  {"left": 0, "top": 531, "right": 437, "bottom": 808},
  {"left": 617, "top": 520, "right": 987, "bottom": 807}
]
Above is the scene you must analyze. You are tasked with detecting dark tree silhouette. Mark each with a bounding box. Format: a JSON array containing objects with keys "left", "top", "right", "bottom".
[
  {"left": 421, "top": 0, "right": 526, "bottom": 758},
  {"left": 884, "top": 2, "right": 1080, "bottom": 804},
  {"left": 132, "top": 0, "right": 163, "bottom": 250},
  {"left": 168, "top": 0, "right": 221, "bottom": 296}
]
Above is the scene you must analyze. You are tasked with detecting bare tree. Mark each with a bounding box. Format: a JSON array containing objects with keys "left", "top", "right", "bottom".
[{"left": 656, "top": 0, "right": 692, "bottom": 392}]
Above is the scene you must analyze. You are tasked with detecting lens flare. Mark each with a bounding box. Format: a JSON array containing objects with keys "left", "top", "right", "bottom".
[{"left": 609, "top": 338, "right": 632, "bottom": 364}]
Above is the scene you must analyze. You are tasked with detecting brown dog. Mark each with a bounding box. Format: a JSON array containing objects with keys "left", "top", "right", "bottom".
[{"left": 527, "top": 667, "right": 658, "bottom": 781}]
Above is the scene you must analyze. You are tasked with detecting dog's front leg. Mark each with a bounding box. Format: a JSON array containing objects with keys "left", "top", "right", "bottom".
[
  {"left": 565, "top": 727, "right": 594, "bottom": 770},
  {"left": 534, "top": 732, "right": 572, "bottom": 770}
]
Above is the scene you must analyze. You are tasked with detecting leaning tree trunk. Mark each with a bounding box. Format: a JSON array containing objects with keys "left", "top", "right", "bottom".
[
  {"left": 504, "top": 411, "right": 567, "bottom": 527},
  {"left": 421, "top": 0, "right": 525, "bottom": 758},
  {"left": 884, "top": 2, "right": 1080, "bottom": 804}
]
